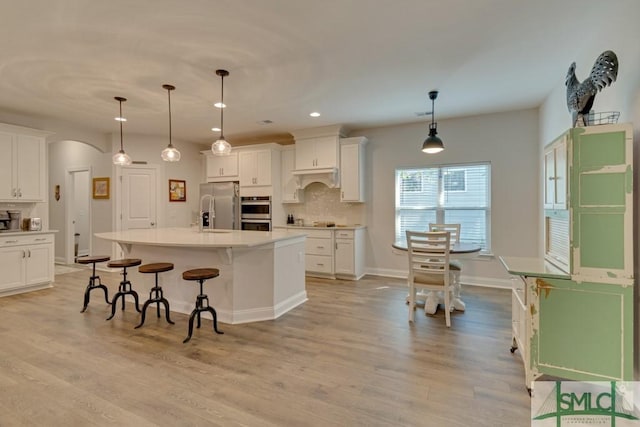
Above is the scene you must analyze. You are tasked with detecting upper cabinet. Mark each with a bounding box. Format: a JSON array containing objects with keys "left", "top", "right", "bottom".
[
  {"left": 340, "top": 137, "right": 367, "bottom": 202},
  {"left": 0, "top": 124, "right": 49, "bottom": 202},
  {"left": 239, "top": 149, "right": 272, "bottom": 187},
  {"left": 281, "top": 147, "right": 304, "bottom": 203},
  {"left": 543, "top": 133, "right": 567, "bottom": 210},
  {"left": 206, "top": 152, "right": 239, "bottom": 182},
  {"left": 295, "top": 135, "right": 339, "bottom": 170}
]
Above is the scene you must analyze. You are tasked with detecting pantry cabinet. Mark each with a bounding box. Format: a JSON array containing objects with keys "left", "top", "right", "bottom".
[
  {"left": 0, "top": 124, "right": 49, "bottom": 202},
  {"left": 205, "top": 152, "right": 239, "bottom": 181},
  {"left": 0, "top": 232, "right": 54, "bottom": 296},
  {"left": 339, "top": 137, "right": 367, "bottom": 202},
  {"left": 281, "top": 147, "right": 304, "bottom": 203}
]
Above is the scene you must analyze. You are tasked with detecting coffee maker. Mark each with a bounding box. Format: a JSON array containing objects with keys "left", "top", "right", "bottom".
[
  {"left": 0, "top": 211, "right": 9, "bottom": 231},
  {"left": 7, "top": 210, "right": 21, "bottom": 231}
]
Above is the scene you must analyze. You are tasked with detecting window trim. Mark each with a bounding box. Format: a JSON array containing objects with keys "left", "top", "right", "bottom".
[{"left": 395, "top": 161, "right": 491, "bottom": 253}]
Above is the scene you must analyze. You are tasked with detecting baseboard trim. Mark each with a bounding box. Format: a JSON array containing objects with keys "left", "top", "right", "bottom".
[{"left": 364, "top": 268, "right": 513, "bottom": 289}]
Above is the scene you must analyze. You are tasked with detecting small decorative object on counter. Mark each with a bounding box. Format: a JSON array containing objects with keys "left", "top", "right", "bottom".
[{"left": 287, "top": 214, "right": 294, "bottom": 224}]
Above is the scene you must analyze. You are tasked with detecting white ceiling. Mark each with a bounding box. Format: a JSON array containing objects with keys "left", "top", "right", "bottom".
[{"left": 0, "top": 0, "right": 629, "bottom": 144}]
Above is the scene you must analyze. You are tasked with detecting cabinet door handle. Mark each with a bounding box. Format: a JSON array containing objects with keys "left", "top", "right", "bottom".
[
  {"left": 18, "top": 189, "right": 22, "bottom": 198},
  {"left": 22, "top": 250, "right": 26, "bottom": 258},
  {"left": 12, "top": 188, "right": 17, "bottom": 197},
  {"left": 27, "top": 249, "right": 31, "bottom": 257}
]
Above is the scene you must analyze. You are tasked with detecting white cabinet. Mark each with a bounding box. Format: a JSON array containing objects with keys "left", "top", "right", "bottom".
[
  {"left": 0, "top": 125, "right": 48, "bottom": 202},
  {"left": 239, "top": 149, "right": 272, "bottom": 187},
  {"left": 295, "top": 136, "right": 339, "bottom": 170},
  {"left": 543, "top": 134, "right": 567, "bottom": 210},
  {"left": 340, "top": 137, "right": 367, "bottom": 202},
  {"left": 281, "top": 147, "right": 304, "bottom": 203},
  {"left": 334, "top": 228, "right": 365, "bottom": 279},
  {"left": 305, "top": 229, "right": 334, "bottom": 275},
  {"left": 206, "top": 152, "right": 239, "bottom": 182},
  {"left": 0, "top": 233, "right": 54, "bottom": 296}
]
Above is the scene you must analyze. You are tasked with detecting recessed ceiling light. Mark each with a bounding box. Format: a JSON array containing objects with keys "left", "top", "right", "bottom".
[
  {"left": 309, "top": 112, "right": 321, "bottom": 117},
  {"left": 214, "top": 102, "right": 226, "bottom": 109},
  {"left": 211, "top": 127, "right": 221, "bottom": 132},
  {"left": 115, "top": 117, "right": 127, "bottom": 122}
]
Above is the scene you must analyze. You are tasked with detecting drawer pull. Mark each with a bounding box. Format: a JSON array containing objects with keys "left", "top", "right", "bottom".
[
  {"left": 35, "top": 238, "right": 47, "bottom": 241},
  {"left": 317, "top": 246, "right": 324, "bottom": 249},
  {"left": 4, "top": 240, "right": 18, "bottom": 243}
]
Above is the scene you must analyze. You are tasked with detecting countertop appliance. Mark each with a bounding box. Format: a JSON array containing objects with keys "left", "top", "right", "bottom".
[{"left": 199, "top": 182, "right": 240, "bottom": 230}]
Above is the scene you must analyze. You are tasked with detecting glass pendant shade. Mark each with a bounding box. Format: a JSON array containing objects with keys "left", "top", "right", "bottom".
[
  {"left": 113, "top": 96, "right": 132, "bottom": 165},
  {"left": 211, "top": 69, "right": 232, "bottom": 156},
  {"left": 211, "top": 137, "right": 232, "bottom": 156},
  {"left": 422, "top": 90, "right": 444, "bottom": 154},
  {"left": 161, "top": 84, "right": 180, "bottom": 162},
  {"left": 113, "top": 149, "right": 132, "bottom": 165}
]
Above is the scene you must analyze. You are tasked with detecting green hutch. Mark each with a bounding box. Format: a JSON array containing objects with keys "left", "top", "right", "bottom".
[{"left": 501, "top": 122, "right": 633, "bottom": 392}]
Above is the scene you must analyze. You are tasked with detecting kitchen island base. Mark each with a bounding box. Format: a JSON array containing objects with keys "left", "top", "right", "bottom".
[{"left": 103, "top": 232, "right": 307, "bottom": 325}]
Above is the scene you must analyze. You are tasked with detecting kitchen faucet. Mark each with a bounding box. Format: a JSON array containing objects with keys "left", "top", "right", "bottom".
[{"left": 199, "top": 194, "right": 215, "bottom": 232}]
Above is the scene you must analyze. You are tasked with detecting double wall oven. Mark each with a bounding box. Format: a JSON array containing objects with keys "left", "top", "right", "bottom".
[{"left": 240, "top": 196, "right": 271, "bottom": 231}]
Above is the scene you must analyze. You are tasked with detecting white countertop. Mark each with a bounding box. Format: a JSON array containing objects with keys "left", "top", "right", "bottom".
[
  {"left": 499, "top": 256, "right": 570, "bottom": 279},
  {"left": 95, "top": 227, "right": 306, "bottom": 248},
  {"left": 0, "top": 229, "right": 57, "bottom": 237},
  {"left": 274, "top": 224, "right": 366, "bottom": 230}
]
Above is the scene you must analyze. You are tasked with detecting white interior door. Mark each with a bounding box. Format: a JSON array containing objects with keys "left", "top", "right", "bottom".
[{"left": 121, "top": 167, "right": 157, "bottom": 230}]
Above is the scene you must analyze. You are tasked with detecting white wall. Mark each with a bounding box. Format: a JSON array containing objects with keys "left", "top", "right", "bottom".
[{"left": 351, "top": 108, "right": 540, "bottom": 286}]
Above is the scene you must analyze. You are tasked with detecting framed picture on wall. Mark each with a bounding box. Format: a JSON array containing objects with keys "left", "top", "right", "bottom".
[
  {"left": 169, "top": 179, "right": 186, "bottom": 202},
  {"left": 92, "top": 177, "right": 110, "bottom": 199}
]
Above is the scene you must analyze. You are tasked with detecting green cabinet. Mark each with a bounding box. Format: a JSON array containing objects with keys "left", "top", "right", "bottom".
[{"left": 535, "top": 123, "right": 634, "bottom": 384}]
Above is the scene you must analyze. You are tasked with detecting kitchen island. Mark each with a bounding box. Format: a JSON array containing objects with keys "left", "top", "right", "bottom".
[{"left": 95, "top": 227, "right": 307, "bottom": 324}]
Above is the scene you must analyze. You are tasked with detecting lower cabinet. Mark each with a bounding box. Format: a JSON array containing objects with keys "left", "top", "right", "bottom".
[
  {"left": 305, "top": 229, "right": 334, "bottom": 276},
  {"left": 0, "top": 233, "right": 54, "bottom": 295},
  {"left": 334, "top": 228, "right": 365, "bottom": 280}
]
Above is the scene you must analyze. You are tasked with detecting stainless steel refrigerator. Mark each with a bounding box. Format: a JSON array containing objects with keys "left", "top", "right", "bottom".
[{"left": 199, "top": 182, "right": 240, "bottom": 230}]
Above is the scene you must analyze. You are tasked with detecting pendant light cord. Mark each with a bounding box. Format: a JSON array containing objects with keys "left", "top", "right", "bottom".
[
  {"left": 119, "top": 99, "right": 124, "bottom": 151},
  {"left": 167, "top": 88, "right": 173, "bottom": 147},
  {"left": 219, "top": 73, "right": 225, "bottom": 138}
]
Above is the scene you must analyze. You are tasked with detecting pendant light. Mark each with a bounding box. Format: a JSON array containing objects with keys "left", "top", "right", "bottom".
[
  {"left": 161, "top": 84, "right": 181, "bottom": 162},
  {"left": 211, "top": 69, "right": 232, "bottom": 156},
  {"left": 421, "top": 90, "right": 444, "bottom": 154},
  {"left": 112, "top": 96, "right": 132, "bottom": 165}
]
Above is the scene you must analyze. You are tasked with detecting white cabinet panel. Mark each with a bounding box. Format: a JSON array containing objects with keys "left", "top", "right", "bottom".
[
  {"left": 206, "top": 152, "right": 239, "bottom": 181},
  {"left": 543, "top": 135, "right": 567, "bottom": 210},
  {"left": 281, "top": 148, "right": 304, "bottom": 203},
  {"left": 0, "top": 126, "right": 46, "bottom": 202},
  {"left": 339, "top": 137, "right": 367, "bottom": 202},
  {"left": 334, "top": 239, "right": 354, "bottom": 276},
  {"left": 295, "top": 136, "right": 339, "bottom": 170},
  {"left": 0, "top": 233, "right": 54, "bottom": 295},
  {"left": 240, "top": 150, "right": 272, "bottom": 187}
]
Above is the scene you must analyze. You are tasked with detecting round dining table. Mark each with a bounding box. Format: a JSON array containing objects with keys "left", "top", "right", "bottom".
[{"left": 392, "top": 239, "right": 481, "bottom": 314}]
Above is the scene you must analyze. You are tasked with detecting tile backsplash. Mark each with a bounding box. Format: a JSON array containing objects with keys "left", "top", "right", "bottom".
[{"left": 286, "top": 182, "right": 365, "bottom": 226}]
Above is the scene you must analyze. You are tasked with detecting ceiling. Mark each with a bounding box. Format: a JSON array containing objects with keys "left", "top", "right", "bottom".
[{"left": 0, "top": 1, "right": 627, "bottom": 145}]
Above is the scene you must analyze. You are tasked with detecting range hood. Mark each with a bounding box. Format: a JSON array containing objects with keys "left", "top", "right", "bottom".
[{"left": 292, "top": 168, "right": 339, "bottom": 189}]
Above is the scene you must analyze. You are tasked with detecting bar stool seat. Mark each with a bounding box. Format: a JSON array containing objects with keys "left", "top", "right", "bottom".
[
  {"left": 182, "top": 268, "right": 223, "bottom": 343},
  {"left": 78, "top": 255, "right": 111, "bottom": 312},
  {"left": 106, "top": 258, "right": 142, "bottom": 321},
  {"left": 135, "top": 262, "right": 175, "bottom": 329}
]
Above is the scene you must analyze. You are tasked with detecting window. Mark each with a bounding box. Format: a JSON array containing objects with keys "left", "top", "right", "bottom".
[{"left": 395, "top": 163, "right": 491, "bottom": 251}]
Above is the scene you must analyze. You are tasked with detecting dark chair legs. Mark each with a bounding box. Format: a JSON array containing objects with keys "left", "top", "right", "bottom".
[
  {"left": 183, "top": 279, "right": 223, "bottom": 343},
  {"left": 106, "top": 263, "right": 142, "bottom": 321},
  {"left": 78, "top": 256, "right": 111, "bottom": 313},
  {"left": 135, "top": 272, "right": 175, "bottom": 329}
]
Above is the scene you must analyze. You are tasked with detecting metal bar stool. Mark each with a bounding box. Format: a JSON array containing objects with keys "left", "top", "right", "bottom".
[
  {"left": 182, "top": 268, "right": 224, "bottom": 343},
  {"left": 135, "top": 262, "right": 175, "bottom": 329},
  {"left": 77, "top": 255, "right": 111, "bottom": 313},
  {"left": 106, "top": 258, "right": 142, "bottom": 321}
]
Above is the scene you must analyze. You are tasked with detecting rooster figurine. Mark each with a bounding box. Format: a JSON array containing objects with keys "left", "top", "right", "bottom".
[{"left": 565, "top": 50, "right": 618, "bottom": 127}]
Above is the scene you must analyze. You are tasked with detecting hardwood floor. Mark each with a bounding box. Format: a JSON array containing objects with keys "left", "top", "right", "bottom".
[{"left": 0, "top": 269, "right": 530, "bottom": 426}]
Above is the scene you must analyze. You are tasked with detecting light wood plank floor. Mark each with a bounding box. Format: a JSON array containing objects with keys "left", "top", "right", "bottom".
[{"left": 0, "top": 269, "right": 530, "bottom": 426}]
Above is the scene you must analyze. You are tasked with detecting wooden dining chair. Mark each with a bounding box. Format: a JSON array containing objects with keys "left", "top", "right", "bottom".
[
  {"left": 406, "top": 230, "right": 453, "bottom": 326},
  {"left": 429, "top": 223, "right": 462, "bottom": 302}
]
